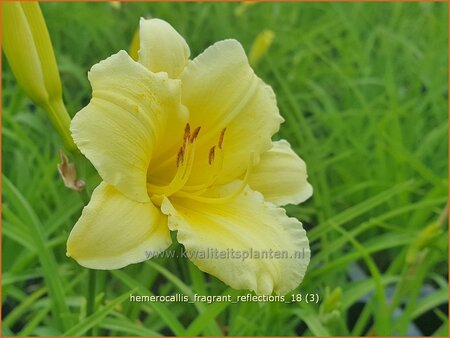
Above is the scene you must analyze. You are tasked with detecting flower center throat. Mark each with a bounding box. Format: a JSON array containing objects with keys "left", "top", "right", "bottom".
[{"left": 147, "top": 123, "right": 252, "bottom": 206}]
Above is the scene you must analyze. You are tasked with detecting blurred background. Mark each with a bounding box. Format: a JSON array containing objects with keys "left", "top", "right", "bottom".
[{"left": 2, "top": 2, "right": 448, "bottom": 336}]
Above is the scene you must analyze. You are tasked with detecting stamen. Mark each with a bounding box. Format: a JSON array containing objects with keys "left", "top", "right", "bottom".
[
  {"left": 183, "top": 127, "right": 227, "bottom": 193},
  {"left": 148, "top": 124, "right": 223, "bottom": 198},
  {"left": 149, "top": 123, "right": 191, "bottom": 172},
  {"left": 218, "top": 128, "right": 227, "bottom": 149},
  {"left": 175, "top": 153, "right": 254, "bottom": 204},
  {"left": 183, "top": 145, "right": 224, "bottom": 193},
  {"left": 208, "top": 146, "right": 215, "bottom": 165},
  {"left": 176, "top": 147, "right": 184, "bottom": 168},
  {"left": 190, "top": 126, "right": 201, "bottom": 143},
  {"left": 184, "top": 123, "right": 191, "bottom": 142},
  {"left": 148, "top": 137, "right": 197, "bottom": 196}
]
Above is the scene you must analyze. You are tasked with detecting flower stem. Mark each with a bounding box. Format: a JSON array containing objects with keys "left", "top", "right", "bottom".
[{"left": 45, "top": 99, "right": 77, "bottom": 152}]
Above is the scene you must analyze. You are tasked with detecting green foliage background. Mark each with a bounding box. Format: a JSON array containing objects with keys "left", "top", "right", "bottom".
[{"left": 2, "top": 2, "right": 448, "bottom": 336}]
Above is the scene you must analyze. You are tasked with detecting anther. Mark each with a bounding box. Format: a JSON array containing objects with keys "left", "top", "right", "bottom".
[
  {"left": 184, "top": 123, "right": 191, "bottom": 141},
  {"left": 218, "top": 128, "right": 227, "bottom": 149},
  {"left": 208, "top": 146, "right": 216, "bottom": 165},
  {"left": 176, "top": 147, "right": 185, "bottom": 167},
  {"left": 190, "top": 126, "right": 201, "bottom": 143}
]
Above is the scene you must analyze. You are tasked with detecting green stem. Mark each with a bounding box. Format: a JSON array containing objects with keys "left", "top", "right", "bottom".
[{"left": 45, "top": 98, "right": 76, "bottom": 152}]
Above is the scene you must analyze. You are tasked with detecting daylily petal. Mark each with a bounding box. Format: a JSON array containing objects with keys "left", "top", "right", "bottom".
[
  {"left": 138, "top": 18, "right": 190, "bottom": 78},
  {"left": 248, "top": 140, "right": 313, "bottom": 206},
  {"left": 67, "top": 182, "right": 171, "bottom": 269},
  {"left": 71, "top": 50, "right": 187, "bottom": 202},
  {"left": 161, "top": 183, "right": 310, "bottom": 295},
  {"left": 179, "top": 39, "right": 284, "bottom": 186}
]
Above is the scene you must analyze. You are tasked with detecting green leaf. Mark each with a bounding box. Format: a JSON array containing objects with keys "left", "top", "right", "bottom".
[
  {"left": 2, "top": 174, "right": 72, "bottom": 331},
  {"left": 293, "top": 309, "right": 331, "bottom": 336},
  {"left": 111, "top": 270, "right": 186, "bottom": 336},
  {"left": 63, "top": 290, "right": 131, "bottom": 336}
]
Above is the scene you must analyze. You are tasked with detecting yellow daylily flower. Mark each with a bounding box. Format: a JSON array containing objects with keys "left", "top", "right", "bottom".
[
  {"left": 2, "top": 2, "right": 75, "bottom": 151},
  {"left": 67, "top": 18, "right": 313, "bottom": 295}
]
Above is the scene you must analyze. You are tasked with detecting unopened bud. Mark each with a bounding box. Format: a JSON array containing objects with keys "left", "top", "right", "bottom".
[
  {"left": 249, "top": 29, "right": 275, "bottom": 67},
  {"left": 2, "top": 2, "right": 75, "bottom": 151}
]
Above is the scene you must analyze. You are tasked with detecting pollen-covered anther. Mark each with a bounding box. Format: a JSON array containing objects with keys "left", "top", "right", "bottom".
[
  {"left": 209, "top": 146, "right": 216, "bottom": 165},
  {"left": 190, "top": 126, "right": 201, "bottom": 143},
  {"left": 218, "top": 128, "right": 227, "bottom": 149},
  {"left": 176, "top": 146, "right": 185, "bottom": 167},
  {"left": 184, "top": 123, "right": 191, "bottom": 142}
]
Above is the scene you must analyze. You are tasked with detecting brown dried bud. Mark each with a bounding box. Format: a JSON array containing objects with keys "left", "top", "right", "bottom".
[{"left": 57, "top": 150, "right": 85, "bottom": 192}]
